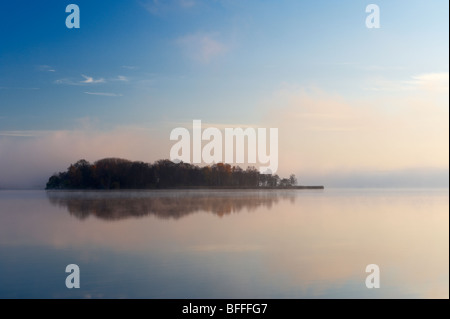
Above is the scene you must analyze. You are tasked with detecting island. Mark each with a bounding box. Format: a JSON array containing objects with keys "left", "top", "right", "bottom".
[{"left": 45, "top": 158, "right": 324, "bottom": 190}]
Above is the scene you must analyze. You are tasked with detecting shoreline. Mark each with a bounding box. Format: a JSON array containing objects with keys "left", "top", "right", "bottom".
[{"left": 45, "top": 185, "right": 325, "bottom": 191}]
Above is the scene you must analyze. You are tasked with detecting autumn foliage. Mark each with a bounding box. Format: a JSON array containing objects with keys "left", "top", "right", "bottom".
[{"left": 46, "top": 158, "right": 297, "bottom": 189}]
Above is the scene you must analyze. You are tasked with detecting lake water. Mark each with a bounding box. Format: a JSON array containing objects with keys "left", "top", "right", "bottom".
[{"left": 0, "top": 189, "right": 448, "bottom": 298}]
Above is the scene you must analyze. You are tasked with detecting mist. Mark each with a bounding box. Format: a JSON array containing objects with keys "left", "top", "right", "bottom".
[{"left": 0, "top": 128, "right": 168, "bottom": 189}]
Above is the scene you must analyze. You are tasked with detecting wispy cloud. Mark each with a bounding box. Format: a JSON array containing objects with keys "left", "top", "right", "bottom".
[
  {"left": 404, "top": 72, "right": 449, "bottom": 92},
  {"left": 37, "top": 65, "right": 56, "bottom": 72},
  {"left": 168, "top": 121, "right": 259, "bottom": 130},
  {"left": 141, "top": 0, "right": 196, "bottom": 15},
  {"left": 0, "top": 130, "right": 50, "bottom": 137},
  {"left": 113, "top": 75, "right": 129, "bottom": 82},
  {"left": 176, "top": 32, "right": 228, "bottom": 63},
  {"left": 362, "top": 65, "right": 406, "bottom": 71},
  {"left": 84, "top": 92, "right": 123, "bottom": 97},
  {"left": 54, "top": 78, "right": 76, "bottom": 85},
  {"left": 55, "top": 75, "right": 106, "bottom": 85},
  {"left": 0, "top": 86, "right": 40, "bottom": 90},
  {"left": 80, "top": 74, "right": 105, "bottom": 84},
  {"left": 365, "top": 72, "right": 449, "bottom": 93},
  {"left": 0, "top": 87, "right": 39, "bottom": 90}
]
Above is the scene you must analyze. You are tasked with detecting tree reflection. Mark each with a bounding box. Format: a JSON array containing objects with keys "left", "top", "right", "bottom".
[{"left": 46, "top": 190, "right": 297, "bottom": 221}]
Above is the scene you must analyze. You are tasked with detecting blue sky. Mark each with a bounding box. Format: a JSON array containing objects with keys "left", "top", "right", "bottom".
[{"left": 0, "top": 0, "right": 449, "bottom": 187}]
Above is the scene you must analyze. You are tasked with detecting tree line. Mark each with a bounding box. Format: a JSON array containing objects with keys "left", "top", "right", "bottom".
[{"left": 46, "top": 158, "right": 298, "bottom": 190}]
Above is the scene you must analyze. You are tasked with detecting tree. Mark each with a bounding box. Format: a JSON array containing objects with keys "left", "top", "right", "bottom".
[
  {"left": 289, "top": 174, "right": 297, "bottom": 186},
  {"left": 45, "top": 158, "right": 300, "bottom": 190}
]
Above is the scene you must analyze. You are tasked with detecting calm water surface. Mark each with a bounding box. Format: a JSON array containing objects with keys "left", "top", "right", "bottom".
[{"left": 0, "top": 189, "right": 448, "bottom": 298}]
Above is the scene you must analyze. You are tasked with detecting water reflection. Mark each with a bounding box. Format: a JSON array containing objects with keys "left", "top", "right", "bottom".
[
  {"left": 0, "top": 189, "right": 448, "bottom": 298},
  {"left": 46, "top": 190, "right": 297, "bottom": 221}
]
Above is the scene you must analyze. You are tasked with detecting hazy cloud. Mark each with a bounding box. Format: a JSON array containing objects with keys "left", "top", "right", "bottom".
[
  {"left": 261, "top": 85, "right": 449, "bottom": 180},
  {"left": 179, "top": 0, "right": 196, "bottom": 8},
  {"left": 141, "top": 0, "right": 162, "bottom": 15},
  {"left": 176, "top": 32, "right": 228, "bottom": 63},
  {"left": 84, "top": 92, "right": 123, "bottom": 97},
  {"left": 121, "top": 65, "right": 138, "bottom": 70}
]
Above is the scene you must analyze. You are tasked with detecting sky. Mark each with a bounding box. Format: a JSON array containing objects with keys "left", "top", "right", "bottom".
[{"left": 0, "top": 0, "right": 448, "bottom": 188}]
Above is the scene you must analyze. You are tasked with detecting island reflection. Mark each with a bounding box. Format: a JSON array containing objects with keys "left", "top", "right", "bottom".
[{"left": 46, "top": 190, "right": 297, "bottom": 221}]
